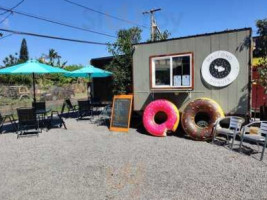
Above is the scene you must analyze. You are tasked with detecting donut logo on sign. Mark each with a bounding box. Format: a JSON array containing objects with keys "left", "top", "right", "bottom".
[{"left": 201, "top": 50, "right": 240, "bottom": 87}]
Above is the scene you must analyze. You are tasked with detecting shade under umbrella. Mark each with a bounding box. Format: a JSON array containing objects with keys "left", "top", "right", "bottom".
[
  {"left": 0, "top": 59, "right": 68, "bottom": 103},
  {"left": 65, "top": 65, "right": 112, "bottom": 100}
]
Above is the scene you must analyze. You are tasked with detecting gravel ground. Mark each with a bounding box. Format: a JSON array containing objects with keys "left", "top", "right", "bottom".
[{"left": 0, "top": 118, "right": 267, "bottom": 200}]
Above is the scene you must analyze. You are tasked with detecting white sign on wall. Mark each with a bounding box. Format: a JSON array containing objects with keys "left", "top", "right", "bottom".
[{"left": 201, "top": 50, "right": 240, "bottom": 87}]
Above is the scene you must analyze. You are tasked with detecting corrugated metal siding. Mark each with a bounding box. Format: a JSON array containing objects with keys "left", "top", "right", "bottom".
[{"left": 133, "top": 29, "right": 251, "bottom": 115}]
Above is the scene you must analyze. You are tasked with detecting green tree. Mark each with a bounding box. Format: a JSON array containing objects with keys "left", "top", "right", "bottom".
[
  {"left": 256, "top": 19, "right": 267, "bottom": 57},
  {"left": 160, "top": 30, "right": 171, "bottom": 40},
  {"left": 37, "top": 49, "right": 67, "bottom": 87},
  {"left": 42, "top": 49, "right": 67, "bottom": 68},
  {"left": 48, "top": 49, "right": 60, "bottom": 66},
  {"left": 256, "top": 18, "right": 267, "bottom": 93},
  {"left": 148, "top": 29, "right": 171, "bottom": 42},
  {"left": 3, "top": 53, "right": 19, "bottom": 67},
  {"left": 105, "top": 27, "right": 142, "bottom": 94},
  {"left": 19, "top": 38, "right": 29, "bottom": 62},
  {"left": 1, "top": 52, "right": 31, "bottom": 86}
]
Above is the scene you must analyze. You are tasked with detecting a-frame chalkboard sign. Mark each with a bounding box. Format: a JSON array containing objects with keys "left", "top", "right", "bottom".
[{"left": 110, "top": 95, "right": 133, "bottom": 132}]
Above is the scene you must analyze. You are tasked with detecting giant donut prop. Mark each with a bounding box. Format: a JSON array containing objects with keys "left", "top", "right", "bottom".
[
  {"left": 143, "top": 99, "right": 180, "bottom": 137},
  {"left": 181, "top": 98, "right": 224, "bottom": 140}
]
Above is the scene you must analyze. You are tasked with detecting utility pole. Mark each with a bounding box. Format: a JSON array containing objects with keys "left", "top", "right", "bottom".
[{"left": 143, "top": 8, "right": 162, "bottom": 42}]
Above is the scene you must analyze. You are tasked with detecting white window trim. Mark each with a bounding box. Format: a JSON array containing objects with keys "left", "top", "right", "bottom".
[{"left": 151, "top": 53, "right": 193, "bottom": 89}]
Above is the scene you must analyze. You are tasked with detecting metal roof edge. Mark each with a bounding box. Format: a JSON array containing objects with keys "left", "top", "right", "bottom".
[{"left": 134, "top": 27, "right": 252, "bottom": 46}]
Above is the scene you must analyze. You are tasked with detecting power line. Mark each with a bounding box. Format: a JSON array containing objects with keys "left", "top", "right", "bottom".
[
  {"left": 64, "top": 0, "right": 148, "bottom": 29},
  {"left": 0, "top": 0, "right": 24, "bottom": 15},
  {"left": 0, "top": 0, "right": 24, "bottom": 24},
  {"left": 0, "top": 33, "right": 13, "bottom": 40},
  {"left": 0, "top": 6, "right": 116, "bottom": 38},
  {"left": 0, "top": 12, "right": 13, "bottom": 24},
  {"left": 0, "top": 28, "right": 109, "bottom": 45}
]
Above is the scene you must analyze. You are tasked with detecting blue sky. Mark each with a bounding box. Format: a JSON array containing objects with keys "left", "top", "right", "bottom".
[{"left": 0, "top": 0, "right": 266, "bottom": 66}]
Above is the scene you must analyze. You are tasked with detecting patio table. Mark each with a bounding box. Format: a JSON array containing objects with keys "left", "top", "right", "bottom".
[{"left": 35, "top": 109, "right": 51, "bottom": 129}]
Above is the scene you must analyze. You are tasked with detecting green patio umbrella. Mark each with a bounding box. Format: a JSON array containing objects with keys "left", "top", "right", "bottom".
[
  {"left": 0, "top": 59, "right": 68, "bottom": 103},
  {"left": 65, "top": 65, "right": 112, "bottom": 99}
]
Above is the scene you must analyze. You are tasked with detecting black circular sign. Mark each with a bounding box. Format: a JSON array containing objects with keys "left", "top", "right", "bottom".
[{"left": 209, "top": 58, "right": 231, "bottom": 79}]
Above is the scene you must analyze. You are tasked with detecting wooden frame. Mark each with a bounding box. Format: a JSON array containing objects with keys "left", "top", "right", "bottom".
[
  {"left": 110, "top": 94, "right": 133, "bottom": 132},
  {"left": 149, "top": 52, "right": 194, "bottom": 91}
]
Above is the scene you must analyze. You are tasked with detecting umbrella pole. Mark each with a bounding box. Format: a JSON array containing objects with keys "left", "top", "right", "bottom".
[{"left": 32, "top": 73, "right": 36, "bottom": 104}]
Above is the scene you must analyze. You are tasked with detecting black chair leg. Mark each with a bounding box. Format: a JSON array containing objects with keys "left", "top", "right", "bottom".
[
  {"left": 8, "top": 116, "right": 17, "bottom": 131},
  {"left": 0, "top": 121, "right": 4, "bottom": 134},
  {"left": 56, "top": 111, "right": 67, "bottom": 129},
  {"left": 0, "top": 116, "right": 7, "bottom": 134},
  {"left": 60, "top": 115, "right": 67, "bottom": 129},
  {"left": 50, "top": 111, "right": 67, "bottom": 130}
]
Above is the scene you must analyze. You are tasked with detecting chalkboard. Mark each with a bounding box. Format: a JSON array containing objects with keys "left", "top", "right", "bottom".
[{"left": 110, "top": 95, "right": 133, "bottom": 132}]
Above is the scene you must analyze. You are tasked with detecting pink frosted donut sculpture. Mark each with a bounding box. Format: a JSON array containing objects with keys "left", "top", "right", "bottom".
[{"left": 143, "top": 99, "right": 180, "bottom": 137}]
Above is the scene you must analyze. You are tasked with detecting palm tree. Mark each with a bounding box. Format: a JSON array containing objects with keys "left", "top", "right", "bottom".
[
  {"left": 48, "top": 49, "right": 60, "bottom": 66},
  {"left": 42, "top": 49, "right": 60, "bottom": 66},
  {"left": 42, "top": 49, "right": 67, "bottom": 68}
]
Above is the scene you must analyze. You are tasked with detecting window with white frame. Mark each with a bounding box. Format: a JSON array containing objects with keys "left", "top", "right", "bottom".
[{"left": 151, "top": 53, "right": 193, "bottom": 89}]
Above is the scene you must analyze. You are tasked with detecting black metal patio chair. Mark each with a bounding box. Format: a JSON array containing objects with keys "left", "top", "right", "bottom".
[
  {"left": 47, "top": 111, "right": 67, "bottom": 130},
  {"left": 78, "top": 100, "right": 92, "bottom": 119},
  {"left": 32, "top": 101, "right": 46, "bottom": 111},
  {"left": 62, "top": 99, "right": 78, "bottom": 117},
  {"left": 17, "top": 107, "right": 41, "bottom": 138},
  {"left": 32, "top": 101, "right": 51, "bottom": 129},
  {"left": 0, "top": 112, "right": 17, "bottom": 133}
]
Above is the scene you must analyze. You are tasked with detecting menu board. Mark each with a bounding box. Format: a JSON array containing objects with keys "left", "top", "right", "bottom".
[{"left": 110, "top": 95, "right": 133, "bottom": 132}]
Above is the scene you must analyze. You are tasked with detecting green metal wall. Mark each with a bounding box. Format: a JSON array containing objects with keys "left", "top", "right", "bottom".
[{"left": 133, "top": 29, "right": 251, "bottom": 115}]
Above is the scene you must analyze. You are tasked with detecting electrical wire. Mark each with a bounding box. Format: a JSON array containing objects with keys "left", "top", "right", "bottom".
[
  {"left": 0, "top": 0, "right": 24, "bottom": 24},
  {"left": 0, "top": 12, "right": 13, "bottom": 24},
  {"left": 64, "top": 0, "right": 148, "bottom": 29},
  {"left": 0, "top": 33, "right": 13, "bottom": 40},
  {"left": 0, "top": 0, "right": 24, "bottom": 15},
  {"left": 0, "top": 28, "right": 109, "bottom": 45},
  {"left": 0, "top": 6, "right": 116, "bottom": 38}
]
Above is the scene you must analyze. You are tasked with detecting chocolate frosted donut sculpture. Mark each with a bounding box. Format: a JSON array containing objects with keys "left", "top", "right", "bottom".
[
  {"left": 181, "top": 98, "right": 224, "bottom": 140},
  {"left": 143, "top": 99, "right": 180, "bottom": 137}
]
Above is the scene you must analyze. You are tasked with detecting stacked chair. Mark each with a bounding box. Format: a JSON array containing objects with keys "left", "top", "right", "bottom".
[
  {"left": 77, "top": 100, "right": 92, "bottom": 119},
  {"left": 62, "top": 99, "right": 78, "bottom": 118}
]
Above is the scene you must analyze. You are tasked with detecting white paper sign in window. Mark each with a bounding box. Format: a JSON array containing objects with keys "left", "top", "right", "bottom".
[{"left": 151, "top": 53, "right": 193, "bottom": 89}]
